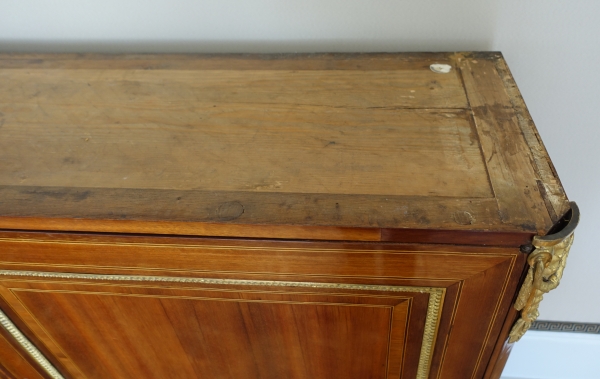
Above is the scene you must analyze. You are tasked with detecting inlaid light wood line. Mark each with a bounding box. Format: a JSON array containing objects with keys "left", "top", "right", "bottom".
[
  {"left": 440, "top": 282, "right": 472, "bottom": 375},
  {"left": 11, "top": 289, "right": 402, "bottom": 308},
  {"left": 398, "top": 298, "right": 413, "bottom": 379},
  {"left": 386, "top": 301, "right": 410, "bottom": 379},
  {"left": 4, "top": 280, "right": 417, "bottom": 302},
  {"left": 0, "top": 308, "right": 64, "bottom": 379},
  {"left": 434, "top": 280, "right": 464, "bottom": 379},
  {"left": 436, "top": 259, "right": 514, "bottom": 379},
  {"left": 0, "top": 261, "right": 483, "bottom": 282},
  {"left": 384, "top": 307, "right": 394, "bottom": 379},
  {"left": 471, "top": 255, "right": 518, "bottom": 379},
  {"left": 0, "top": 269, "right": 444, "bottom": 379},
  {"left": 0, "top": 237, "right": 516, "bottom": 256}
]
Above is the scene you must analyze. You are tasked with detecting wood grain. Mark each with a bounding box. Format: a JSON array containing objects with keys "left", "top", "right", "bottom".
[
  {"left": 491, "top": 55, "right": 570, "bottom": 223},
  {"left": 0, "top": 231, "right": 525, "bottom": 379},
  {"left": 0, "top": 68, "right": 467, "bottom": 109},
  {"left": 0, "top": 187, "right": 531, "bottom": 240},
  {"left": 0, "top": 106, "right": 489, "bottom": 197},
  {"left": 458, "top": 55, "right": 555, "bottom": 234},
  {"left": 0, "top": 52, "right": 455, "bottom": 71},
  {"left": 0, "top": 326, "right": 46, "bottom": 379},
  {"left": 3, "top": 282, "right": 409, "bottom": 379},
  {"left": 0, "top": 233, "right": 514, "bottom": 281},
  {"left": 0, "top": 53, "right": 567, "bottom": 240},
  {"left": 0, "top": 52, "right": 572, "bottom": 379}
]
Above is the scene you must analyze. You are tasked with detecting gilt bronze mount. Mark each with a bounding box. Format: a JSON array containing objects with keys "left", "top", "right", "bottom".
[{"left": 509, "top": 202, "right": 580, "bottom": 343}]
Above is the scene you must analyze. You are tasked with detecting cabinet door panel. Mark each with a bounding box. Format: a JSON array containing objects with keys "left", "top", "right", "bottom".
[
  {"left": 0, "top": 276, "right": 430, "bottom": 379},
  {"left": 0, "top": 232, "right": 526, "bottom": 379}
]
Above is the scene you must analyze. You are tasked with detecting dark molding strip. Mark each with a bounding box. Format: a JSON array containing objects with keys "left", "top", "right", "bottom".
[{"left": 531, "top": 321, "right": 600, "bottom": 334}]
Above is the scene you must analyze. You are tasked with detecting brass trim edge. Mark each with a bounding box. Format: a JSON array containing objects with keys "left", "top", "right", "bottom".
[
  {"left": 0, "top": 308, "right": 65, "bottom": 379},
  {"left": 509, "top": 202, "right": 579, "bottom": 343},
  {"left": 0, "top": 270, "right": 444, "bottom": 379},
  {"left": 418, "top": 287, "right": 444, "bottom": 379}
]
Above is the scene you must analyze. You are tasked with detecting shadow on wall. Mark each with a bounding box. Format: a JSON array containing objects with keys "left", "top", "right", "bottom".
[{"left": 0, "top": 39, "right": 495, "bottom": 54}]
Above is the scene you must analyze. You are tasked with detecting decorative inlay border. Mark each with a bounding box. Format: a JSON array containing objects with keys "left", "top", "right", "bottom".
[
  {"left": 0, "top": 308, "right": 65, "bottom": 379},
  {"left": 0, "top": 235, "right": 517, "bottom": 260},
  {"left": 531, "top": 321, "right": 600, "bottom": 334},
  {"left": 0, "top": 269, "right": 444, "bottom": 379}
]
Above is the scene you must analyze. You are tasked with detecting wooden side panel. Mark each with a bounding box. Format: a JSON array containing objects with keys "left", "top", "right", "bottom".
[{"left": 437, "top": 258, "right": 523, "bottom": 379}]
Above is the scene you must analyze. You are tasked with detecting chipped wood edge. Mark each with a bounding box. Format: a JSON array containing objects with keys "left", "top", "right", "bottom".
[
  {"left": 491, "top": 54, "right": 570, "bottom": 225},
  {"left": 453, "top": 54, "right": 554, "bottom": 233}
]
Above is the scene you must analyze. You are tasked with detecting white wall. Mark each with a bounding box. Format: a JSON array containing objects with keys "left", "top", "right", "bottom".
[
  {"left": 1, "top": 0, "right": 599, "bottom": 323},
  {"left": 0, "top": 0, "right": 497, "bottom": 52},
  {"left": 501, "top": 331, "right": 600, "bottom": 379}
]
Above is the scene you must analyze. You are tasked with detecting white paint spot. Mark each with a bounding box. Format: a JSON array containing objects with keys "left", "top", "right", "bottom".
[{"left": 430, "top": 64, "right": 452, "bottom": 74}]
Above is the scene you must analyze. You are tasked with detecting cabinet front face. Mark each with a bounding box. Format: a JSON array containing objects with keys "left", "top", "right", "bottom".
[{"left": 0, "top": 232, "right": 526, "bottom": 379}]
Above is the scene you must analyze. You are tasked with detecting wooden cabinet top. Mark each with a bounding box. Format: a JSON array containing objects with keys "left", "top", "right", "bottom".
[{"left": 0, "top": 52, "right": 569, "bottom": 244}]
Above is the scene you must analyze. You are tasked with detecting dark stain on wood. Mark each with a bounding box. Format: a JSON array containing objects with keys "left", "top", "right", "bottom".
[{"left": 216, "top": 201, "right": 245, "bottom": 221}]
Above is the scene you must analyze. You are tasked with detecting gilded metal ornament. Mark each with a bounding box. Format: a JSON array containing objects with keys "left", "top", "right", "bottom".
[{"left": 509, "top": 202, "right": 579, "bottom": 343}]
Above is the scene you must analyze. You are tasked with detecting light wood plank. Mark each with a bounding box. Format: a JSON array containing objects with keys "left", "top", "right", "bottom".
[
  {"left": 0, "top": 106, "right": 490, "bottom": 198},
  {"left": 0, "top": 68, "right": 468, "bottom": 108}
]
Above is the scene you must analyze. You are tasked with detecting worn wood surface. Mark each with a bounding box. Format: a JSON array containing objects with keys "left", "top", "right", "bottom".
[
  {"left": 490, "top": 57, "right": 570, "bottom": 222},
  {"left": 0, "top": 107, "right": 488, "bottom": 197},
  {"left": 0, "top": 231, "right": 524, "bottom": 379},
  {"left": 0, "top": 52, "right": 568, "bottom": 242}
]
